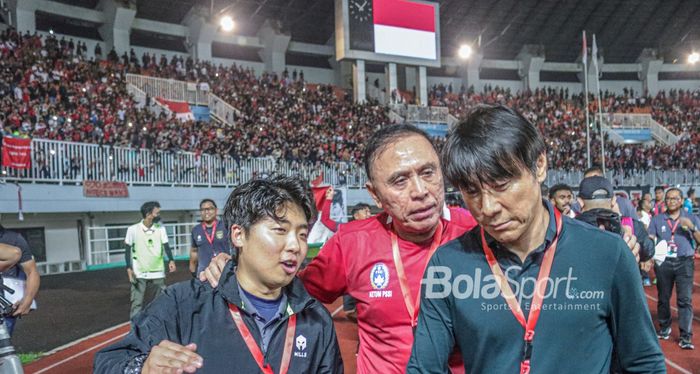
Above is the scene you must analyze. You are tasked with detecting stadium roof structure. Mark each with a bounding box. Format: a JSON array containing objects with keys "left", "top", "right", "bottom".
[{"left": 51, "top": 0, "right": 700, "bottom": 64}]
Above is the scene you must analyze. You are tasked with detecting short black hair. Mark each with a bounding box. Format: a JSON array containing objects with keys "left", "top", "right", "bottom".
[
  {"left": 688, "top": 188, "right": 695, "bottom": 197},
  {"left": 583, "top": 166, "right": 604, "bottom": 177},
  {"left": 548, "top": 183, "right": 573, "bottom": 199},
  {"left": 442, "top": 104, "right": 545, "bottom": 192},
  {"left": 351, "top": 203, "right": 370, "bottom": 216},
  {"left": 140, "top": 201, "right": 160, "bottom": 218},
  {"left": 364, "top": 124, "right": 435, "bottom": 181},
  {"left": 665, "top": 187, "right": 683, "bottom": 199},
  {"left": 654, "top": 186, "right": 665, "bottom": 193},
  {"left": 223, "top": 175, "right": 316, "bottom": 235},
  {"left": 199, "top": 198, "right": 217, "bottom": 208}
]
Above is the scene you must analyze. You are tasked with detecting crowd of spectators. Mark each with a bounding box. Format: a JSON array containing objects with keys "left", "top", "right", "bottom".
[
  {"left": 429, "top": 84, "right": 699, "bottom": 173},
  {"left": 1, "top": 27, "right": 698, "bottom": 177}
]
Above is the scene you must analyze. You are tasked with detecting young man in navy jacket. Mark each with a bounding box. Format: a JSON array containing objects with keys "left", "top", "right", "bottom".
[{"left": 94, "top": 176, "right": 343, "bottom": 373}]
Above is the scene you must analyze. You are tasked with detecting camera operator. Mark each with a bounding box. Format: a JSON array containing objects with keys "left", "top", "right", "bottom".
[
  {"left": 0, "top": 224, "right": 40, "bottom": 336},
  {"left": 575, "top": 176, "right": 654, "bottom": 263}
]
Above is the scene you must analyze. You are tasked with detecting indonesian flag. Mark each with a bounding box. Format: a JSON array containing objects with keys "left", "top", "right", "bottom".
[
  {"left": 373, "top": 0, "right": 436, "bottom": 60},
  {"left": 157, "top": 98, "right": 194, "bottom": 122},
  {"left": 308, "top": 185, "right": 334, "bottom": 244}
]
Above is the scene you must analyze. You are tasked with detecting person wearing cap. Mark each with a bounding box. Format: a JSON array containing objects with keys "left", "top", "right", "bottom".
[
  {"left": 407, "top": 105, "right": 664, "bottom": 373},
  {"left": 649, "top": 187, "right": 700, "bottom": 350},
  {"left": 582, "top": 166, "right": 637, "bottom": 219},
  {"left": 576, "top": 176, "right": 654, "bottom": 263}
]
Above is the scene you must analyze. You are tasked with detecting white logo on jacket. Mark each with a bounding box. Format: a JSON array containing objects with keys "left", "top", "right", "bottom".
[
  {"left": 294, "top": 335, "right": 307, "bottom": 358},
  {"left": 368, "top": 262, "right": 393, "bottom": 298}
]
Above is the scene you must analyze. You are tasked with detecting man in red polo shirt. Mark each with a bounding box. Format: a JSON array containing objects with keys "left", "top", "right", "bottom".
[{"left": 203, "top": 124, "right": 476, "bottom": 373}]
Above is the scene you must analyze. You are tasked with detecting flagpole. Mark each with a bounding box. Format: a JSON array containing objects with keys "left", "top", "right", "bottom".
[
  {"left": 593, "top": 34, "right": 606, "bottom": 174},
  {"left": 583, "top": 31, "right": 591, "bottom": 169}
]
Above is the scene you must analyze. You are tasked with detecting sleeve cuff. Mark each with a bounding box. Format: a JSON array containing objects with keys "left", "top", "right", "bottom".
[{"left": 123, "top": 354, "right": 148, "bottom": 374}]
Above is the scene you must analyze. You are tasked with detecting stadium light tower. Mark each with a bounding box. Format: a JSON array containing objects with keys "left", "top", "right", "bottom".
[
  {"left": 458, "top": 44, "right": 473, "bottom": 60},
  {"left": 220, "top": 15, "right": 235, "bottom": 32},
  {"left": 688, "top": 52, "right": 700, "bottom": 64}
]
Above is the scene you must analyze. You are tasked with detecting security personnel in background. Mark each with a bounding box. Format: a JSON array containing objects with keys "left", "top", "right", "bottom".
[
  {"left": 189, "top": 199, "right": 231, "bottom": 278},
  {"left": 125, "top": 201, "right": 176, "bottom": 318},
  {"left": 649, "top": 187, "right": 700, "bottom": 350}
]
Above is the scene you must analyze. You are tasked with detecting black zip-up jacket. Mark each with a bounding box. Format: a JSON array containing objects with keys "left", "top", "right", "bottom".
[{"left": 94, "top": 262, "right": 343, "bottom": 373}]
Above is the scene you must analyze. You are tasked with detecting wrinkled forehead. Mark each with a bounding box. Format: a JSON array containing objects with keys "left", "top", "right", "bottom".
[{"left": 371, "top": 135, "right": 439, "bottom": 173}]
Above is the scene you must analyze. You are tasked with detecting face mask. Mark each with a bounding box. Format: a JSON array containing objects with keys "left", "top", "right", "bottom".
[{"left": 152, "top": 216, "right": 161, "bottom": 223}]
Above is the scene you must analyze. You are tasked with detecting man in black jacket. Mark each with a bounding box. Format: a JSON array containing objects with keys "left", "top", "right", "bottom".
[
  {"left": 94, "top": 176, "right": 343, "bottom": 373},
  {"left": 576, "top": 176, "right": 654, "bottom": 263}
]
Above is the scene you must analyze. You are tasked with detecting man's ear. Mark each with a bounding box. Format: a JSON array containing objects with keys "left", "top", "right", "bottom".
[
  {"left": 365, "top": 181, "right": 383, "bottom": 210},
  {"left": 230, "top": 224, "right": 245, "bottom": 248},
  {"left": 535, "top": 153, "right": 547, "bottom": 183},
  {"left": 577, "top": 197, "right": 585, "bottom": 210}
]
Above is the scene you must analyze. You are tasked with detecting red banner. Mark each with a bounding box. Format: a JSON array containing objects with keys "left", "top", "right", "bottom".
[
  {"left": 83, "top": 181, "right": 129, "bottom": 198},
  {"left": 1, "top": 137, "right": 32, "bottom": 169}
]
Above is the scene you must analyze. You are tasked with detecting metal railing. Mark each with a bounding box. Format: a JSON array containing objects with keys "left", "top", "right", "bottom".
[
  {"left": 86, "top": 222, "right": 198, "bottom": 267},
  {"left": 547, "top": 169, "right": 700, "bottom": 188},
  {"left": 126, "top": 74, "right": 209, "bottom": 106},
  {"left": 2, "top": 139, "right": 698, "bottom": 188},
  {"left": 208, "top": 93, "right": 240, "bottom": 126},
  {"left": 127, "top": 83, "right": 173, "bottom": 118},
  {"left": 605, "top": 113, "right": 678, "bottom": 146},
  {"left": 0, "top": 138, "right": 366, "bottom": 187},
  {"left": 389, "top": 104, "right": 450, "bottom": 124}
]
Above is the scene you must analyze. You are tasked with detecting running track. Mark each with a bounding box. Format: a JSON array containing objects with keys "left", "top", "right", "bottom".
[{"left": 24, "top": 270, "right": 700, "bottom": 373}]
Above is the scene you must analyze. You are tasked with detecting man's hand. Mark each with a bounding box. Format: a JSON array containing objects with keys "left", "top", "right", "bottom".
[
  {"left": 12, "top": 296, "right": 33, "bottom": 317},
  {"left": 679, "top": 217, "right": 696, "bottom": 231},
  {"left": 622, "top": 226, "right": 640, "bottom": 263},
  {"left": 199, "top": 253, "right": 232, "bottom": 288},
  {"left": 142, "top": 341, "right": 203, "bottom": 374},
  {"left": 127, "top": 268, "right": 135, "bottom": 284},
  {"left": 168, "top": 261, "right": 176, "bottom": 273}
]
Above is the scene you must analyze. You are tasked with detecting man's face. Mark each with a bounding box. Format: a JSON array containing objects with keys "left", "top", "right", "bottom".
[
  {"left": 366, "top": 135, "right": 444, "bottom": 239},
  {"left": 643, "top": 193, "right": 652, "bottom": 203},
  {"left": 461, "top": 155, "right": 547, "bottom": 247},
  {"left": 655, "top": 189, "right": 664, "bottom": 201},
  {"left": 200, "top": 202, "right": 217, "bottom": 223},
  {"left": 550, "top": 189, "right": 573, "bottom": 215},
  {"left": 353, "top": 207, "right": 372, "bottom": 221},
  {"left": 665, "top": 190, "right": 682, "bottom": 213},
  {"left": 149, "top": 207, "right": 161, "bottom": 221},
  {"left": 233, "top": 202, "right": 309, "bottom": 291}
]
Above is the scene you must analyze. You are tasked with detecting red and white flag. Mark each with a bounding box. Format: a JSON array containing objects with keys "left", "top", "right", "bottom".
[
  {"left": 373, "top": 0, "right": 437, "bottom": 60},
  {"left": 157, "top": 98, "right": 194, "bottom": 122},
  {"left": 1, "top": 137, "right": 32, "bottom": 169}
]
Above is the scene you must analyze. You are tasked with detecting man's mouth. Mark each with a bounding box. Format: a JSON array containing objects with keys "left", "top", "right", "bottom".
[{"left": 280, "top": 260, "right": 299, "bottom": 275}]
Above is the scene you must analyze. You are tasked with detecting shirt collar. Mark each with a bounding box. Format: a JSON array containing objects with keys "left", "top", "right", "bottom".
[
  {"left": 236, "top": 283, "right": 288, "bottom": 320},
  {"left": 485, "top": 200, "right": 558, "bottom": 259},
  {"left": 139, "top": 220, "right": 156, "bottom": 232}
]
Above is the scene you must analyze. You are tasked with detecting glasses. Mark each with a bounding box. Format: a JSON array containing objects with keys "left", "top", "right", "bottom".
[
  {"left": 200, "top": 207, "right": 216, "bottom": 212},
  {"left": 665, "top": 197, "right": 681, "bottom": 202}
]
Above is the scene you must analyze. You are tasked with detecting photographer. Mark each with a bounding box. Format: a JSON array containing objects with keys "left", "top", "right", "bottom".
[
  {"left": 0, "top": 224, "right": 40, "bottom": 336},
  {"left": 576, "top": 176, "right": 654, "bottom": 263}
]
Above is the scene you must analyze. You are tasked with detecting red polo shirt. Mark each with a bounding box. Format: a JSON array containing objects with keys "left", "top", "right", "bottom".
[{"left": 299, "top": 207, "right": 476, "bottom": 373}]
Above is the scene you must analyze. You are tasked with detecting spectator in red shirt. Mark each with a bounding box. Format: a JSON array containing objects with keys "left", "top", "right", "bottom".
[{"left": 201, "top": 124, "right": 477, "bottom": 373}]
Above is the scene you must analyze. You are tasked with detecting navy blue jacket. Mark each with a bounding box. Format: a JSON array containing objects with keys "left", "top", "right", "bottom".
[{"left": 94, "top": 262, "right": 343, "bottom": 373}]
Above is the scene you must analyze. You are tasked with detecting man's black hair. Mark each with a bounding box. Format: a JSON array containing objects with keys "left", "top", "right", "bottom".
[
  {"left": 688, "top": 188, "right": 695, "bottom": 197},
  {"left": 548, "top": 183, "right": 573, "bottom": 199},
  {"left": 665, "top": 187, "right": 683, "bottom": 199},
  {"left": 654, "top": 186, "right": 665, "bottom": 193},
  {"left": 351, "top": 203, "right": 370, "bottom": 216},
  {"left": 441, "top": 104, "right": 545, "bottom": 192},
  {"left": 364, "top": 124, "right": 435, "bottom": 181},
  {"left": 583, "top": 165, "right": 604, "bottom": 177},
  {"left": 223, "top": 175, "right": 316, "bottom": 235},
  {"left": 140, "top": 201, "right": 160, "bottom": 218},
  {"left": 199, "top": 198, "right": 217, "bottom": 209}
]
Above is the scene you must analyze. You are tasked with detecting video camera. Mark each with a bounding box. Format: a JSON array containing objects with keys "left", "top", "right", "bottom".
[{"left": 0, "top": 276, "right": 24, "bottom": 374}]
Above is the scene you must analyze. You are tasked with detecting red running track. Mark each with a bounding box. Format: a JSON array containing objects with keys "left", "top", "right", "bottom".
[{"left": 24, "top": 264, "right": 700, "bottom": 373}]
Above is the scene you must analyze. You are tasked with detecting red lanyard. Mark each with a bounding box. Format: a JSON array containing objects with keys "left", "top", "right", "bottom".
[
  {"left": 666, "top": 218, "right": 680, "bottom": 242},
  {"left": 229, "top": 304, "right": 297, "bottom": 374},
  {"left": 390, "top": 220, "right": 444, "bottom": 327},
  {"left": 480, "top": 208, "right": 562, "bottom": 374},
  {"left": 202, "top": 221, "right": 218, "bottom": 245}
]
